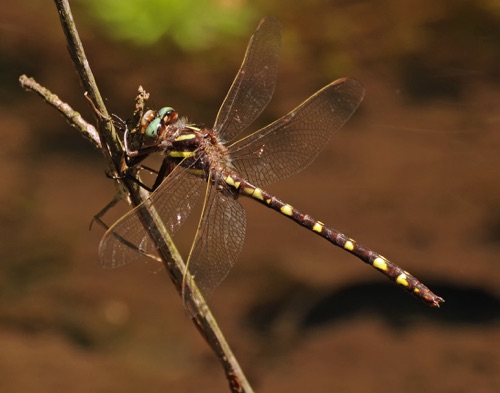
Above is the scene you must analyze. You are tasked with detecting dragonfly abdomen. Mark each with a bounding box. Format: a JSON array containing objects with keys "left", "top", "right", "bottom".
[{"left": 224, "top": 171, "right": 443, "bottom": 307}]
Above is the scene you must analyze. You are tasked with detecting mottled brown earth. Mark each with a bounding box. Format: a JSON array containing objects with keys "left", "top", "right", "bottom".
[{"left": 1, "top": 2, "right": 499, "bottom": 393}]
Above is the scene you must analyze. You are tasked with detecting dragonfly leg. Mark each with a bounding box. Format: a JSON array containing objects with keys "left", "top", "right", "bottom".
[
  {"left": 90, "top": 192, "right": 126, "bottom": 231},
  {"left": 152, "top": 158, "right": 177, "bottom": 190}
]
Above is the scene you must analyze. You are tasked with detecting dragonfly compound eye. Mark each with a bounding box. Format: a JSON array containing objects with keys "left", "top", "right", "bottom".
[
  {"left": 144, "top": 117, "right": 162, "bottom": 142},
  {"left": 140, "top": 109, "right": 157, "bottom": 132},
  {"left": 158, "top": 106, "right": 178, "bottom": 125}
]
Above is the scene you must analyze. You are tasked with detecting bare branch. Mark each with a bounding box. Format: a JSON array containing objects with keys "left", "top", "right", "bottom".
[
  {"left": 53, "top": 0, "right": 120, "bottom": 173},
  {"left": 19, "top": 74, "right": 101, "bottom": 149}
]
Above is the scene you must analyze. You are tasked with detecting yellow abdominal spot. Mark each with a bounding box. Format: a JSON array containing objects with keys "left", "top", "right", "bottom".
[
  {"left": 372, "top": 257, "right": 389, "bottom": 271},
  {"left": 396, "top": 273, "right": 409, "bottom": 287},
  {"left": 312, "top": 222, "right": 323, "bottom": 233},
  {"left": 242, "top": 186, "right": 265, "bottom": 200},
  {"left": 344, "top": 240, "right": 354, "bottom": 251},
  {"left": 280, "top": 204, "right": 293, "bottom": 216},
  {"left": 252, "top": 188, "right": 264, "bottom": 200},
  {"left": 225, "top": 176, "right": 240, "bottom": 189}
]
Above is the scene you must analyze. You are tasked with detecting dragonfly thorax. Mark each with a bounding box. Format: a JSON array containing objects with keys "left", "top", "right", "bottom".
[{"left": 168, "top": 127, "right": 232, "bottom": 177}]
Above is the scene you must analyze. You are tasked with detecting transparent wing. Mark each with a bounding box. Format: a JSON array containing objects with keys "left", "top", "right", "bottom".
[
  {"left": 228, "top": 78, "right": 365, "bottom": 186},
  {"left": 183, "top": 180, "right": 246, "bottom": 315},
  {"left": 214, "top": 17, "right": 281, "bottom": 143},
  {"left": 99, "top": 164, "right": 205, "bottom": 269}
]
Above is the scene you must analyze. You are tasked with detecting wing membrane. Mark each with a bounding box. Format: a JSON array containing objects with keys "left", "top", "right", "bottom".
[
  {"left": 228, "top": 78, "right": 365, "bottom": 186},
  {"left": 183, "top": 181, "right": 246, "bottom": 314},
  {"left": 214, "top": 17, "right": 281, "bottom": 143},
  {"left": 99, "top": 165, "right": 205, "bottom": 268}
]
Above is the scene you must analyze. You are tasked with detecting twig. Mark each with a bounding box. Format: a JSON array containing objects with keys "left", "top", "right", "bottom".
[
  {"left": 19, "top": 75, "right": 101, "bottom": 148},
  {"left": 54, "top": 0, "right": 119, "bottom": 173},
  {"left": 17, "top": 1, "right": 254, "bottom": 392}
]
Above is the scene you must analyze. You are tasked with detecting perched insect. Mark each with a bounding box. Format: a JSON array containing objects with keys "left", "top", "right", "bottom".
[{"left": 99, "top": 17, "right": 444, "bottom": 315}]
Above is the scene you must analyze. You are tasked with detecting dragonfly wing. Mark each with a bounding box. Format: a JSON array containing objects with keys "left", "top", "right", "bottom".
[
  {"left": 214, "top": 17, "right": 281, "bottom": 143},
  {"left": 228, "top": 77, "right": 365, "bottom": 186},
  {"left": 99, "top": 164, "right": 205, "bottom": 269},
  {"left": 183, "top": 181, "right": 246, "bottom": 314}
]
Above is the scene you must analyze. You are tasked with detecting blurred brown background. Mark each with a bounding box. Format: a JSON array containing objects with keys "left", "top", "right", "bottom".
[{"left": 1, "top": 1, "right": 499, "bottom": 392}]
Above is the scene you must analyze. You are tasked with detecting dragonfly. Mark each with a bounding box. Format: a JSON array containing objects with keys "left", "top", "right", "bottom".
[{"left": 99, "top": 17, "right": 444, "bottom": 314}]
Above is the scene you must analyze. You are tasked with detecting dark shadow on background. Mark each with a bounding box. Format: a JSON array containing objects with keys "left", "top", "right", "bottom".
[{"left": 246, "top": 280, "right": 500, "bottom": 335}]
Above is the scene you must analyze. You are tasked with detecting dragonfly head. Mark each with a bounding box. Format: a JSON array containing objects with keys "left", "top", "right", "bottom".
[
  {"left": 144, "top": 107, "right": 178, "bottom": 143},
  {"left": 127, "top": 107, "right": 179, "bottom": 153}
]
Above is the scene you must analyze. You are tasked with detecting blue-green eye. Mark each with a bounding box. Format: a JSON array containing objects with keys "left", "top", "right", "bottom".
[
  {"left": 145, "top": 117, "right": 162, "bottom": 140},
  {"left": 157, "top": 107, "right": 178, "bottom": 126},
  {"left": 158, "top": 106, "right": 174, "bottom": 119}
]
